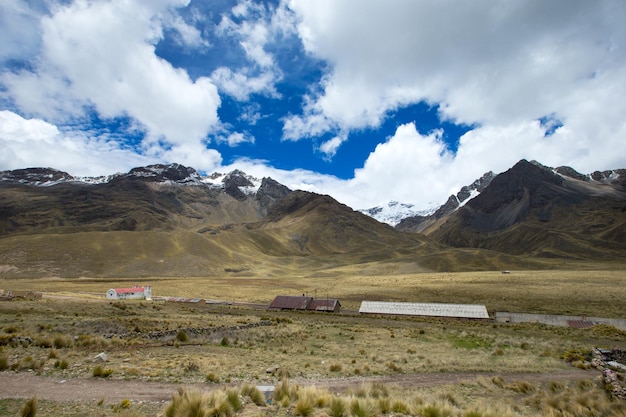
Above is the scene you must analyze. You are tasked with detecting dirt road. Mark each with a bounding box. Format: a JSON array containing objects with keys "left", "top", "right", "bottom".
[{"left": 0, "top": 368, "right": 597, "bottom": 404}]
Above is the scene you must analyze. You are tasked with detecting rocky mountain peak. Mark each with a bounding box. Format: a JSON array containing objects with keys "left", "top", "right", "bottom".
[
  {"left": 256, "top": 177, "right": 292, "bottom": 209},
  {"left": 0, "top": 167, "right": 74, "bottom": 186},
  {"left": 394, "top": 170, "right": 495, "bottom": 232},
  {"left": 222, "top": 170, "right": 258, "bottom": 200},
  {"left": 124, "top": 163, "right": 201, "bottom": 184}
]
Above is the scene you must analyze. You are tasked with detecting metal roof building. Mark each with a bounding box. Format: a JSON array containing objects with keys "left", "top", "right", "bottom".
[
  {"left": 309, "top": 298, "right": 341, "bottom": 313},
  {"left": 359, "top": 301, "right": 489, "bottom": 319},
  {"left": 268, "top": 295, "right": 341, "bottom": 312},
  {"left": 269, "top": 295, "right": 313, "bottom": 310}
]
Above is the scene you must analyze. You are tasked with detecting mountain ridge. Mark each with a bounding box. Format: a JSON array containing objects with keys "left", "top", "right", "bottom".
[{"left": 0, "top": 160, "right": 625, "bottom": 278}]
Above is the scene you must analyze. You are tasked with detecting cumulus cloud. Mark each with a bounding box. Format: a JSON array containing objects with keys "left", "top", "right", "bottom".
[
  {"left": 1, "top": 0, "right": 220, "bottom": 147},
  {"left": 0, "top": 1, "right": 44, "bottom": 64},
  {"left": 0, "top": 110, "right": 155, "bottom": 176},
  {"left": 211, "top": 0, "right": 296, "bottom": 101},
  {"left": 287, "top": 0, "right": 625, "bottom": 131},
  {"left": 277, "top": 0, "right": 626, "bottom": 208}
]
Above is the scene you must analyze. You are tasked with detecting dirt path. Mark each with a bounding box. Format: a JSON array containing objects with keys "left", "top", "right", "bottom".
[{"left": 0, "top": 369, "right": 596, "bottom": 404}]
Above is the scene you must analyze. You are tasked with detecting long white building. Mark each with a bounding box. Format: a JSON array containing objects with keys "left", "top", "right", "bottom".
[{"left": 106, "top": 285, "right": 152, "bottom": 301}]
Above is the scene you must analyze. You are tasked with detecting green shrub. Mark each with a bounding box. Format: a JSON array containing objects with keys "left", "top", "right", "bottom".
[
  {"left": 54, "top": 359, "right": 69, "bottom": 370},
  {"left": 53, "top": 335, "right": 72, "bottom": 348},
  {"left": 329, "top": 363, "right": 342, "bottom": 372},
  {"left": 225, "top": 388, "right": 242, "bottom": 412},
  {"left": 93, "top": 365, "right": 113, "bottom": 378},
  {"left": 378, "top": 397, "right": 391, "bottom": 414},
  {"left": 391, "top": 399, "right": 410, "bottom": 414},
  {"left": 206, "top": 372, "right": 220, "bottom": 383},
  {"left": 328, "top": 397, "right": 347, "bottom": 417},
  {"left": 506, "top": 381, "right": 535, "bottom": 394},
  {"left": 561, "top": 349, "right": 586, "bottom": 363},
  {"left": 185, "top": 361, "right": 199, "bottom": 373},
  {"left": 176, "top": 330, "right": 188, "bottom": 343},
  {"left": 21, "top": 397, "right": 37, "bottom": 417},
  {"left": 20, "top": 356, "right": 41, "bottom": 371},
  {"left": 350, "top": 398, "right": 377, "bottom": 417},
  {"left": 0, "top": 355, "right": 8, "bottom": 371},
  {"left": 369, "top": 382, "right": 389, "bottom": 399},
  {"left": 241, "top": 384, "right": 266, "bottom": 406},
  {"left": 274, "top": 378, "right": 292, "bottom": 404},
  {"left": 4, "top": 325, "right": 19, "bottom": 334},
  {"left": 210, "top": 396, "right": 234, "bottom": 417},
  {"left": 294, "top": 395, "right": 314, "bottom": 416},
  {"left": 34, "top": 337, "right": 52, "bottom": 348}
]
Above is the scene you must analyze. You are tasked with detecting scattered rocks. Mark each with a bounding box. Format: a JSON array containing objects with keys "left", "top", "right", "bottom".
[
  {"left": 266, "top": 365, "right": 280, "bottom": 374},
  {"left": 591, "top": 348, "right": 626, "bottom": 399},
  {"left": 93, "top": 352, "right": 108, "bottom": 363}
]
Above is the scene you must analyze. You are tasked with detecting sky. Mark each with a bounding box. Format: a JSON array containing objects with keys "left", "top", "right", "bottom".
[{"left": 1, "top": 0, "right": 625, "bottom": 211}]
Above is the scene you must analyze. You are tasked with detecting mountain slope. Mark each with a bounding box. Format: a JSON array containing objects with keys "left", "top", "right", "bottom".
[
  {"left": 0, "top": 164, "right": 288, "bottom": 235},
  {"left": 426, "top": 160, "right": 626, "bottom": 260},
  {"left": 396, "top": 171, "right": 495, "bottom": 233}
]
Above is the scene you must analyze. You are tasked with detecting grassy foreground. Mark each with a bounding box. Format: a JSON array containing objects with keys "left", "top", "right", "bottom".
[{"left": 0, "top": 269, "right": 625, "bottom": 416}]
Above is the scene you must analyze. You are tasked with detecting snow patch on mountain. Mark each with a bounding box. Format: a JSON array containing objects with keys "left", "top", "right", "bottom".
[{"left": 359, "top": 201, "right": 439, "bottom": 226}]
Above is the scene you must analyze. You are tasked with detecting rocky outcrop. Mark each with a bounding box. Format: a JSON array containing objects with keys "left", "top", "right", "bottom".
[
  {"left": 591, "top": 348, "right": 626, "bottom": 399},
  {"left": 396, "top": 170, "right": 494, "bottom": 232},
  {"left": 256, "top": 177, "right": 292, "bottom": 210},
  {"left": 223, "top": 170, "right": 255, "bottom": 201},
  {"left": 0, "top": 167, "right": 74, "bottom": 185}
]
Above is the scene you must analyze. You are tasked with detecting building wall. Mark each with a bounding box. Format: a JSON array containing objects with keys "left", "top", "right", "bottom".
[{"left": 495, "top": 312, "right": 626, "bottom": 331}]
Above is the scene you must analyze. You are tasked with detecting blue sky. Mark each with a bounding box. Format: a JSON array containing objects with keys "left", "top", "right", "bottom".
[{"left": 1, "top": 0, "right": 625, "bottom": 210}]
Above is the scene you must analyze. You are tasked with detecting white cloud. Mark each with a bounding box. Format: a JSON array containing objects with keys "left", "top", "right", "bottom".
[
  {"left": 211, "top": 0, "right": 297, "bottom": 101},
  {"left": 0, "top": 1, "right": 43, "bottom": 64},
  {"left": 274, "top": 0, "right": 626, "bottom": 209},
  {"left": 211, "top": 67, "right": 278, "bottom": 101},
  {"left": 0, "top": 110, "right": 155, "bottom": 176},
  {"left": 1, "top": 0, "right": 220, "bottom": 148},
  {"left": 166, "top": 13, "right": 209, "bottom": 49},
  {"left": 319, "top": 135, "right": 345, "bottom": 159},
  {"left": 288, "top": 0, "right": 625, "bottom": 131},
  {"left": 219, "top": 131, "right": 254, "bottom": 146}
]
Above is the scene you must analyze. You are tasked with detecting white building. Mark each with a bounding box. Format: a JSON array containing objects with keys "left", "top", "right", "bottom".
[{"left": 106, "top": 285, "right": 152, "bottom": 300}]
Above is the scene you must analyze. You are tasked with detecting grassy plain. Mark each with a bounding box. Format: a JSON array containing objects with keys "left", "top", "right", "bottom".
[
  {"left": 3, "top": 268, "right": 625, "bottom": 315},
  {"left": 0, "top": 268, "right": 625, "bottom": 416}
]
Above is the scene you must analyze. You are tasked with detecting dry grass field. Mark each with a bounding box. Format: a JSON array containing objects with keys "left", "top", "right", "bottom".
[{"left": 0, "top": 269, "right": 625, "bottom": 416}]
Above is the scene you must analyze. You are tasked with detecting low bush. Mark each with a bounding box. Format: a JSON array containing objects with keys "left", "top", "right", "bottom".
[
  {"left": 206, "top": 372, "right": 220, "bottom": 383},
  {"left": 20, "top": 397, "right": 37, "bottom": 417},
  {"left": 4, "top": 325, "right": 19, "bottom": 334},
  {"left": 329, "top": 363, "right": 342, "bottom": 372},
  {"left": 225, "top": 388, "right": 242, "bottom": 412},
  {"left": 175, "top": 330, "right": 188, "bottom": 342},
  {"left": 53, "top": 335, "right": 72, "bottom": 349},
  {"left": 93, "top": 365, "right": 113, "bottom": 378},
  {"left": 241, "top": 383, "right": 266, "bottom": 406},
  {"left": 328, "top": 396, "right": 346, "bottom": 417},
  {"left": 350, "top": 397, "right": 377, "bottom": 417}
]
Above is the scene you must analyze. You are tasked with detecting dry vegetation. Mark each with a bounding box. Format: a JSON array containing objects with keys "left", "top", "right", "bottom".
[{"left": 0, "top": 269, "right": 625, "bottom": 416}]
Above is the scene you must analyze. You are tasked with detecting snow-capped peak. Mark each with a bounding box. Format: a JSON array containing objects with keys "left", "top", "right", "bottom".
[{"left": 359, "top": 201, "right": 438, "bottom": 226}]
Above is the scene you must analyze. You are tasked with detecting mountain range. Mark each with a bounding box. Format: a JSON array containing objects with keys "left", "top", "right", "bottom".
[{"left": 0, "top": 160, "right": 624, "bottom": 278}]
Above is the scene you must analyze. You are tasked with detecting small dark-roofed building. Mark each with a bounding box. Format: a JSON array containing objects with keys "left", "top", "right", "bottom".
[
  {"left": 308, "top": 298, "right": 341, "bottom": 313},
  {"left": 268, "top": 295, "right": 342, "bottom": 313},
  {"left": 269, "top": 295, "right": 313, "bottom": 310}
]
